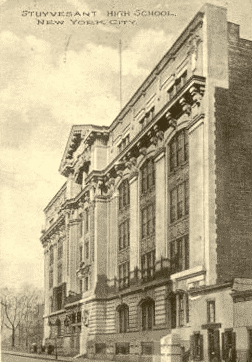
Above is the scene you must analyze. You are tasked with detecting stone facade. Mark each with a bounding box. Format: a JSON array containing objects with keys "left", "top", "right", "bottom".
[{"left": 40, "top": 3, "right": 252, "bottom": 361}]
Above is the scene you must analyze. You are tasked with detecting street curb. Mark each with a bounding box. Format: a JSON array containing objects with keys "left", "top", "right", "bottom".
[{"left": 2, "top": 350, "right": 74, "bottom": 362}]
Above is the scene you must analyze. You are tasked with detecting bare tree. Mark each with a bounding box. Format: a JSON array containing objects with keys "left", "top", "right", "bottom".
[{"left": 0, "top": 285, "right": 43, "bottom": 349}]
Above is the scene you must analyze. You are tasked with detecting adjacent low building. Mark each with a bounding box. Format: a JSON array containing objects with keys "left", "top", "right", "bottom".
[{"left": 40, "top": 3, "right": 252, "bottom": 361}]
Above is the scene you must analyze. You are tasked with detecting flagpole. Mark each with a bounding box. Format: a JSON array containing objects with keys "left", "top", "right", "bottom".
[{"left": 119, "top": 39, "right": 122, "bottom": 110}]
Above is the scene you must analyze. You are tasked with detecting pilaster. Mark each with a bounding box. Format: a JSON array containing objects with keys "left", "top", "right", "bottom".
[
  {"left": 129, "top": 175, "right": 140, "bottom": 270},
  {"left": 154, "top": 150, "right": 166, "bottom": 259},
  {"left": 188, "top": 119, "right": 204, "bottom": 268},
  {"left": 68, "top": 216, "right": 79, "bottom": 293}
]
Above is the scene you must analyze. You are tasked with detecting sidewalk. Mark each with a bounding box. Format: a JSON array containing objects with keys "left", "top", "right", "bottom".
[
  {"left": 2, "top": 350, "right": 113, "bottom": 362},
  {"left": 2, "top": 350, "right": 74, "bottom": 361}
]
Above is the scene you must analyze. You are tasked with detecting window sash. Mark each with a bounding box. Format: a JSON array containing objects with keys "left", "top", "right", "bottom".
[
  {"left": 85, "top": 277, "right": 89, "bottom": 291},
  {"left": 85, "top": 209, "right": 89, "bottom": 232},
  {"left": 141, "top": 251, "right": 155, "bottom": 281},
  {"left": 49, "top": 270, "right": 53, "bottom": 288},
  {"left": 119, "top": 180, "right": 130, "bottom": 209},
  {"left": 58, "top": 244, "right": 63, "bottom": 260},
  {"left": 119, "top": 307, "right": 128, "bottom": 333},
  {"left": 207, "top": 301, "right": 215, "bottom": 323},
  {"left": 49, "top": 249, "right": 54, "bottom": 266},
  {"left": 171, "top": 235, "right": 189, "bottom": 273},
  {"left": 141, "top": 205, "right": 155, "bottom": 239},
  {"left": 142, "top": 301, "right": 154, "bottom": 331},
  {"left": 119, "top": 262, "right": 130, "bottom": 290},
  {"left": 79, "top": 245, "right": 83, "bottom": 262},
  {"left": 169, "top": 129, "right": 188, "bottom": 171},
  {"left": 85, "top": 241, "right": 89, "bottom": 259},
  {"left": 119, "top": 220, "right": 130, "bottom": 250},
  {"left": 170, "top": 181, "right": 189, "bottom": 223},
  {"left": 141, "top": 160, "right": 155, "bottom": 193},
  {"left": 58, "top": 264, "right": 62, "bottom": 284}
]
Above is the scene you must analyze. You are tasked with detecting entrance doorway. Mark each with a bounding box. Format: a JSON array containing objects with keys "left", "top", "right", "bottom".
[{"left": 208, "top": 329, "right": 220, "bottom": 362}]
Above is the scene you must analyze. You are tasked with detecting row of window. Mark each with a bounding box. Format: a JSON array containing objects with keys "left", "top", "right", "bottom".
[
  {"left": 118, "top": 134, "right": 130, "bottom": 154},
  {"left": 49, "top": 235, "right": 189, "bottom": 290},
  {"left": 49, "top": 264, "right": 63, "bottom": 289},
  {"left": 49, "top": 268, "right": 89, "bottom": 292},
  {"left": 140, "top": 107, "right": 155, "bottom": 130},
  {"left": 90, "top": 330, "right": 236, "bottom": 360},
  {"left": 167, "top": 71, "right": 188, "bottom": 102},
  {"left": 118, "top": 158, "right": 155, "bottom": 210},
  {"left": 118, "top": 250, "right": 156, "bottom": 290},
  {"left": 118, "top": 299, "right": 155, "bottom": 333},
  {"left": 118, "top": 203, "right": 155, "bottom": 252}
]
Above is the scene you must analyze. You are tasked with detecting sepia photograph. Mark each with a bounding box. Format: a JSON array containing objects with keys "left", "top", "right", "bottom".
[{"left": 1, "top": 0, "right": 252, "bottom": 361}]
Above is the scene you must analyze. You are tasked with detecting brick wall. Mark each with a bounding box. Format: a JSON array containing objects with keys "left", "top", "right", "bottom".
[{"left": 215, "top": 23, "right": 252, "bottom": 283}]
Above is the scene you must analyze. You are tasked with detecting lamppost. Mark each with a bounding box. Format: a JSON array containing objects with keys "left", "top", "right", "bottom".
[{"left": 48, "top": 319, "right": 60, "bottom": 360}]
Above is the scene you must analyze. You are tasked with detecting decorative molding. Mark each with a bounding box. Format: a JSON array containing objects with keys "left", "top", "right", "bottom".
[{"left": 179, "top": 97, "right": 191, "bottom": 116}]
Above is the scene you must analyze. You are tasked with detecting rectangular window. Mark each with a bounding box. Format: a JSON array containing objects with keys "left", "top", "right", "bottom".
[
  {"left": 178, "top": 294, "right": 184, "bottom": 327},
  {"left": 170, "top": 189, "right": 176, "bottom": 223},
  {"left": 141, "top": 204, "right": 155, "bottom": 239},
  {"left": 185, "top": 235, "right": 189, "bottom": 270},
  {"left": 49, "top": 269, "right": 53, "bottom": 289},
  {"left": 58, "top": 263, "right": 62, "bottom": 284},
  {"left": 79, "top": 219, "right": 83, "bottom": 237},
  {"left": 168, "top": 85, "right": 175, "bottom": 102},
  {"left": 49, "top": 248, "right": 54, "bottom": 266},
  {"left": 57, "top": 240, "right": 63, "bottom": 260},
  {"left": 119, "top": 219, "right": 130, "bottom": 250},
  {"left": 85, "top": 209, "right": 89, "bottom": 232},
  {"left": 170, "top": 180, "right": 189, "bottom": 223},
  {"left": 141, "top": 250, "right": 155, "bottom": 282},
  {"left": 141, "top": 159, "right": 155, "bottom": 194},
  {"left": 119, "top": 180, "right": 130, "bottom": 210},
  {"left": 181, "top": 71, "right": 188, "bottom": 87},
  {"left": 207, "top": 300, "right": 216, "bottom": 323},
  {"left": 85, "top": 276, "right": 89, "bottom": 291},
  {"left": 56, "top": 290, "right": 62, "bottom": 311},
  {"left": 177, "top": 131, "right": 184, "bottom": 166},
  {"left": 169, "top": 129, "right": 189, "bottom": 170},
  {"left": 191, "top": 333, "right": 204, "bottom": 361},
  {"left": 85, "top": 241, "right": 89, "bottom": 259},
  {"left": 118, "top": 262, "right": 130, "bottom": 290},
  {"left": 177, "top": 183, "right": 183, "bottom": 219},
  {"left": 116, "top": 342, "right": 130, "bottom": 355},
  {"left": 170, "top": 138, "right": 176, "bottom": 172},
  {"left": 184, "top": 180, "right": 189, "bottom": 215},
  {"left": 184, "top": 129, "right": 189, "bottom": 162},
  {"left": 171, "top": 235, "right": 189, "bottom": 274},
  {"left": 79, "top": 245, "right": 83, "bottom": 263},
  {"left": 79, "top": 280, "right": 82, "bottom": 294}
]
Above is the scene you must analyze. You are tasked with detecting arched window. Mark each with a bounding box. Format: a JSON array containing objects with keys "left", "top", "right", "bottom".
[
  {"left": 141, "top": 299, "right": 155, "bottom": 331},
  {"left": 169, "top": 129, "right": 188, "bottom": 171},
  {"left": 117, "top": 304, "right": 129, "bottom": 333},
  {"left": 141, "top": 158, "right": 155, "bottom": 194},
  {"left": 119, "top": 179, "right": 130, "bottom": 210}
]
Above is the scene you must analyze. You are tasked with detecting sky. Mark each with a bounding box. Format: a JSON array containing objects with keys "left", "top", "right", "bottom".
[{"left": 0, "top": 0, "right": 251, "bottom": 291}]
